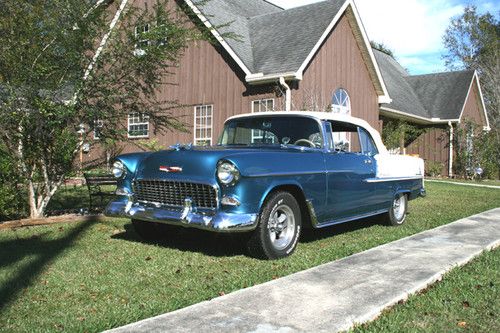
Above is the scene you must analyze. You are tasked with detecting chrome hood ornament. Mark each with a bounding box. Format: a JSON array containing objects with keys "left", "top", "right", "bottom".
[{"left": 159, "top": 166, "right": 183, "bottom": 173}]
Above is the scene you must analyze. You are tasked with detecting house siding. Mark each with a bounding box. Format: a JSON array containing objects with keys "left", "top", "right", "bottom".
[
  {"left": 460, "top": 79, "right": 486, "bottom": 126},
  {"left": 407, "top": 127, "right": 450, "bottom": 176},
  {"left": 293, "top": 14, "right": 380, "bottom": 130},
  {"left": 83, "top": 10, "right": 382, "bottom": 165}
]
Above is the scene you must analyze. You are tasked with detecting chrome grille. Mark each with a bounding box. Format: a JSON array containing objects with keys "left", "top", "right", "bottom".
[{"left": 133, "top": 179, "right": 218, "bottom": 209}]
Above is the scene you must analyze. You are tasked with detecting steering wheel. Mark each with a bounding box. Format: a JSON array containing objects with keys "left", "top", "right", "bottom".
[{"left": 294, "top": 139, "right": 316, "bottom": 148}]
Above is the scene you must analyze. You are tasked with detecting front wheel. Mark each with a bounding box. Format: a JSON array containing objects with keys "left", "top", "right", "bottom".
[
  {"left": 384, "top": 194, "right": 408, "bottom": 226},
  {"left": 247, "top": 191, "right": 302, "bottom": 260}
]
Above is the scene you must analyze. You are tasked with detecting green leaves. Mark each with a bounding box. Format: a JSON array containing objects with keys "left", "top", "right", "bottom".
[{"left": 0, "top": 0, "right": 204, "bottom": 217}]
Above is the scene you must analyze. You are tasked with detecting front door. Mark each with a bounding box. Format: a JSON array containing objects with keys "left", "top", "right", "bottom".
[{"left": 319, "top": 121, "right": 377, "bottom": 224}]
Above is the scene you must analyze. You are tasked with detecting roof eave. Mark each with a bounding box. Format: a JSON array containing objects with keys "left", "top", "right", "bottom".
[
  {"left": 245, "top": 72, "right": 302, "bottom": 85},
  {"left": 380, "top": 106, "right": 460, "bottom": 125}
]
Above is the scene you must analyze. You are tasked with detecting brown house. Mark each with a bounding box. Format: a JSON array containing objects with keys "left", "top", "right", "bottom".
[{"left": 86, "top": 0, "right": 489, "bottom": 177}]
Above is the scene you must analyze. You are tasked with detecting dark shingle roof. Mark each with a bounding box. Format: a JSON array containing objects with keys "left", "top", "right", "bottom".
[
  {"left": 406, "top": 71, "right": 474, "bottom": 120},
  {"left": 373, "top": 49, "right": 475, "bottom": 121},
  {"left": 373, "top": 49, "right": 430, "bottom": 119},
  {"left": 249, "top": 1, "right": 345, "bottom": 74},
  {"left": 193, "top": 0, "right": 283, "bottom": 71},
  {"left": 194, "top": 0, "right": 346, "bottom": 74}
]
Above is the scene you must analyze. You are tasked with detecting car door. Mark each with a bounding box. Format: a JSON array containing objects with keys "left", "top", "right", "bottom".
[{"left": 319, "top": 121, "right": 376, "bottom": 223}]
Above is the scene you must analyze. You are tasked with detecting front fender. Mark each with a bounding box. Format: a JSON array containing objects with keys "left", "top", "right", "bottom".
[
  {"left": 221, "top": 174, "right": 323, "bottom": 218},
  {"left": 115, "top": 152, "right": 153, "bottom": 190}
]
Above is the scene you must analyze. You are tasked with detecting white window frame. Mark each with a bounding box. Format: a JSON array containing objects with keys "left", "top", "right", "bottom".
[
  {"left": 127, "top": 113, "right": 150, "bottom": 138},
  {"left": 134, "top": 23, "right": 150, "bottom": 56},
  {"left": 194, "top": 104, "right": 213, "bottom": 146},
  {"left": 251, "top": 98, "right": 275, "bottom": 114},
  {"left": 93, "top": 119, "right": 104, "bottom": 140},
  {"left": 251, "top": 98, "right": 275, "bottom": 143}
]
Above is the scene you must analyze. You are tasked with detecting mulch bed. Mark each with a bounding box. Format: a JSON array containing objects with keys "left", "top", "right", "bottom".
[{"left": 0, "top": 214, "right": 106, "bottom": 231}]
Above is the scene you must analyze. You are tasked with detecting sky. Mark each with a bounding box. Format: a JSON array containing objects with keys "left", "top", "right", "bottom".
[{"left": 267, "top": 0, "right": 500, "bottom": 74}]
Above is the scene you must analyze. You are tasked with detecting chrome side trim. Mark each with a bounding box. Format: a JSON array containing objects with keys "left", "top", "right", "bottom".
[
  {"left": 246, "top": 170, "right": 325, "bottom": 178},
  {"left": 315, "top": 209, "right": 389, "bottom": 229},
  {"left": 364, "top": 176, "right": 423, "bottom": 183},
  {"left": 246, "top": 170, "right": 356, "bottom": 178}
]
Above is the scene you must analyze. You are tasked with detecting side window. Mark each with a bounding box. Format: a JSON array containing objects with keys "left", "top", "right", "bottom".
[
  {"left": 328, "top": 121, "right": 360, "bottom": 153},
  {"left": 358, "top": 128, "right": 379, "bottom": 156}
]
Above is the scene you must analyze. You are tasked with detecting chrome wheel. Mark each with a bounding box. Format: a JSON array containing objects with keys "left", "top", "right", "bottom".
[
  {"left": 247, "top": 191, "right": 302, "bottom": 259},
  {"left": 391, "top": 194, "right": 407, "bottom": 224},
  {"left": 267, "top": 204, "right": 296, "bottom": 251}
]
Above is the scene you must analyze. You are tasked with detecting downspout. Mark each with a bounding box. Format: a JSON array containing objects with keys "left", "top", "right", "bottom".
[
  {"left": 279, "top": 77, "right": 291, "bottom": 111},
  {"left": 448, "top": 121, "right": 454, "bottom": 178}
]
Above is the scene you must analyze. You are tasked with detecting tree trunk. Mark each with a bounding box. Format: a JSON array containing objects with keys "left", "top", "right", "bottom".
[{"left": 28, "top": 180, "right": 43, "bottom": 219}]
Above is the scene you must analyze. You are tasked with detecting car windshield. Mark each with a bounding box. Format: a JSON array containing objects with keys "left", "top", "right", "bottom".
[{"left": 218, "top": 116, "right": 324, "bottom": 149}]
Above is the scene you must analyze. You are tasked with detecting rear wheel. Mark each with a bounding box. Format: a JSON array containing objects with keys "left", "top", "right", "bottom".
[
  {"left": 247, "top": 191, "right": 302, "bottom": 260},
  {"left": 132, "top": 219, "right": 179, "bottom": 241},
  {"left": 384, "top": 194, "right": 408, "bottom": 226}
]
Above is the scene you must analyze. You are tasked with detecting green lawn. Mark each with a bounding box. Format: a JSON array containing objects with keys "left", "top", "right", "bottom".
[
  {"left": 0, "top": 182, "right": 499, "bottom": 332},
  {"left": 353, "top": 248, "right": 500, "bottom": 333}
]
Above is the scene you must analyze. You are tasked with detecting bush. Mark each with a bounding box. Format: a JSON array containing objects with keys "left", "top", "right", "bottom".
[
  {"left": 453, "top": 122, "right": 499, "bottom": 179},
  {"left": 425, "top": 160, "right": 444, "bottom": 177},
  {"left": 476, "top": 129, "right": 499, "bottom": 179},
  {"left": 0, "top": 146, "right": 28, "bottom": 221}
]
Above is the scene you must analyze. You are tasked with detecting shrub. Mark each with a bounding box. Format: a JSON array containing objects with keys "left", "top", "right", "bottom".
[
  {"left": 425, "top": 160, "right": 444, "bottom": 177},
  {"left": 0, "top": 146, "right": 28, "bottom": 221}
]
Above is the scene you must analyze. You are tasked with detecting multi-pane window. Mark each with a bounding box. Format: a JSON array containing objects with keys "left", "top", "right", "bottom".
[
  {"left": 194, "top": 105, "right": 213, "bottom": 146},
  {"left": 128, "top": 113, "right": 149, "bottom": 138},
  {"left": 332, "top": 88, "right": 351, "bottom": 115},
  {"left": 135, "top": 24, "right": 150, "bottom": 48},
  {"left": 251, "top": 99, "right": 275, "bottom": 143},
  {"left": 93, "top": 119, "right": 103, "bottom": 140}
]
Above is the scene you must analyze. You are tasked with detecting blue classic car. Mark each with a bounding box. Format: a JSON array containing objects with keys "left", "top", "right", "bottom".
[{"left": 106, "top": 112, "right": 425, "bottom": 259}]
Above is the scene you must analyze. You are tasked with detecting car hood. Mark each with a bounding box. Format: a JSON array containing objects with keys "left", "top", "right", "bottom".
[{"left": 134, "top": 145, "right": 307, "bottom": 182}]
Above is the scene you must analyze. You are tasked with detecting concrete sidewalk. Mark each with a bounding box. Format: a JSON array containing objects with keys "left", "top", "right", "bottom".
[
  {"left": 426, "top": 179, "right": 500, "bottom": 189},
  {"left": 106, "top": 208, "right": 500, "bottom": 333}
]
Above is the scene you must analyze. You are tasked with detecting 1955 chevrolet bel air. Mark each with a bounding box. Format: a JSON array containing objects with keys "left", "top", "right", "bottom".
[{"left": 105, "top": 111, "right": 426, "bottom": 259}]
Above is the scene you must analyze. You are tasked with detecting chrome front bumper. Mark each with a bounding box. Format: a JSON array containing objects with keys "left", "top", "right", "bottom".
[{"left": 105, "top": 199, "right": 258, "bottom": 233}]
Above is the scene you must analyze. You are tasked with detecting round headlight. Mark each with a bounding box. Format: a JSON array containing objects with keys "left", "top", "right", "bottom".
[
  {"left": 217, "top": 161, "right": 240, "bottom": 186},
  {"left": 112, "top": 160, "right": 126, "bottom": 179}
]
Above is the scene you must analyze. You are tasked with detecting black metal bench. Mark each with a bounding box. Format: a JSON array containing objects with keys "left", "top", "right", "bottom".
[{"left": 84, "top": 173, "right": 117, "bottom": 211}]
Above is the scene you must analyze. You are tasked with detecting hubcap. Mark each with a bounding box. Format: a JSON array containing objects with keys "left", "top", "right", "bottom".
[
  {"left": 267, "top": 204, "right": 295, "bottom": 250},
  {"left": 393, "top": 196, "right": 406, "bottom": 221}
]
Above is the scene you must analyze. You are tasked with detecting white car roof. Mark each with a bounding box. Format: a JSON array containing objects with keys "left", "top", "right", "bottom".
[{"left": 226, "top": 111, "right": 389, "bottom": 154}]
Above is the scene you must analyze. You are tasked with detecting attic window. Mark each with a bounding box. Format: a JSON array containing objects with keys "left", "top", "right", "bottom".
[
  {"left": 136, "top": 24, "right": 150, "bottom": 47},
  {"left": 134, "top": 24, "right": 150, "bottom": 56},
  {"left": 332, "top": 88, "right": 351, "bottom": 115}
]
